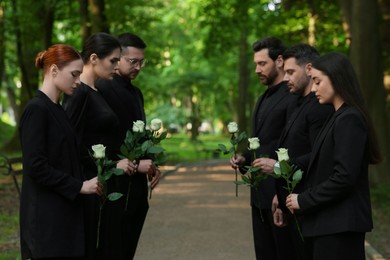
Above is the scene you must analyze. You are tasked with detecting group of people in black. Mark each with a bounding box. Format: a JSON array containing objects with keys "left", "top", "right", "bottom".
[
  {"left": 230, "top": 37, "right": 381, "bottom": 260},
  {"left": 19, "top": 32, "right": 159, "bottom": 260},
  {"left": 19, "top": 33, "right": 380, "bottom": 260}
]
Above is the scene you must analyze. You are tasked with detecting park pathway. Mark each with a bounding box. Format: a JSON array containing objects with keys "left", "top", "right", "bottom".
[
  {"left": 134, "top": 159, "right": 386, "bottom": 260},
  {"left": 134, "top": 160, "right": 256, "bottom": 260}
]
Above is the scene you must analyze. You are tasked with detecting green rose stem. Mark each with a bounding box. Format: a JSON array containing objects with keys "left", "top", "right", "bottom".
[
  {"left": 276, "top": 159, "right": 304, "bottom": 242},
  {"left": 148, "top": 173, "right": 153, "bottom": 200},
  {"left": 285, "top": 175, "right": 304, "bottom": 242},
  {"left": 96, "top": 195, "right": 106, "bottom": 248},
  {"left": 96, "top": 158, "right": 105, "bottom": 249},
  {"left": 231, "top": 133, "right": 238, "bottom": 197},
  {"left": 125, "top": 177, "right": 132, "bottom": 211},
  {"left": 293, "top": 212, "right": 304, "bottom": 241},
  {"left": 252, "top": 150, "right": 264, "bottom": 223}
]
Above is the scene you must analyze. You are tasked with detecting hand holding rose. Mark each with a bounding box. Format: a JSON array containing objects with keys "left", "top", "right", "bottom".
[
  {"left": 230, "top": 154, "right": 246, "bottom": 169},
  {"left": 252, "top": 158, "right": 277, "bottom": 174},
  {"left": 286, "top": 193, "right": 300, "bottom": 213},
  {"left": 80, "top": 176, "right": 103, "bottom": 195}
]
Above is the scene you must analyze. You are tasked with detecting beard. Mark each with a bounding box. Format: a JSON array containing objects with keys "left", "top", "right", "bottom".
[
  {"left": 292, "top": 75, "right": 311, "bottom": 95},
  {"left": 260, "top": 66, "right": 279, "bottom": 86}
]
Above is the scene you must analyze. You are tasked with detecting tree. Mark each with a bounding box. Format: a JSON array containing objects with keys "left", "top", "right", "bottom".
[
  {"left": 339, "top": 0, "right": 390, "bottom": 184},
  {"left": 2, "top": 0, "right": 49, "bottom": 151}
]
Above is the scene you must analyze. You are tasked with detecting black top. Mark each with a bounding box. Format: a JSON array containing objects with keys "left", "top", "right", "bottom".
[{"left": 63, "top": 82, "right": 120, "bottom": 178}]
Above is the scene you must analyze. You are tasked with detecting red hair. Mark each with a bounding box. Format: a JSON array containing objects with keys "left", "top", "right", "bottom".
[{"left": 35, "top": 44, "right": 82, "bottom": 74}]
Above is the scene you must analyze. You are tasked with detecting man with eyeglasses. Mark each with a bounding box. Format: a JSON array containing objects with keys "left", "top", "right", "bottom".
[{"left": 96, "top": 32, "right": 160, "bottom": 259}]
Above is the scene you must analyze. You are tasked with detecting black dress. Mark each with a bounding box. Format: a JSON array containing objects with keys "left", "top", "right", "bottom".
[
  {"left": 63, "top": 83, "right": 120, "bottom": 260},
  {"left": 19, "top": 91, "right": 85, "bottom": 259},
  {"left": 96, "top": 74, "right": 149, "bottom": 260}
]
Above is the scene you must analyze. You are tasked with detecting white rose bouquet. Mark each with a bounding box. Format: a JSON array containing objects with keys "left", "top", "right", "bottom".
[
  {"left": 120, "top": 119, "right": 167, "bottom": 209},
  {"left": 273, "top": 148, "right": 304, "bottom": 241},
  {"left": 91, "top": 144, "right": 124, "bottom": 248},
  {"left": 216, "top": 121, "right": 247, "bottom": 197}
]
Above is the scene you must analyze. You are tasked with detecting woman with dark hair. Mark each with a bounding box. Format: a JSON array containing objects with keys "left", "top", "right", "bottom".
[
  {"left": 286, "top": 52, "right": 381, "bottom": 260},
  {"left": 63, "top": 33, "right": 136, "bottom": 259},
  {"left": 19, "top": 44, "right": 102, "bottom": 259}
]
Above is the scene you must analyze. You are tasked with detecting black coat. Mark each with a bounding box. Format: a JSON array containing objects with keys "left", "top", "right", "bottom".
[
  {"left": 276, "top": 93, "right": 333, "bottom": 211},
  {"left": 19, "top": 91, "right": 84, "bottom": 259},
  {"left": 243, "top": 81, "right": 297, "bottom": 209},
  {"left": 298, "top": 104, "right": 373, "bottom": 237}
]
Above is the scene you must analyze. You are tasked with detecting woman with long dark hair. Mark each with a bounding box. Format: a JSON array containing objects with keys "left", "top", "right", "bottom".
[
  {"left": 63, "top": 32, "right": 136, "bottom": 259},
  {"left": 286, "top": 52, "right": 381, "bottom": 260}
]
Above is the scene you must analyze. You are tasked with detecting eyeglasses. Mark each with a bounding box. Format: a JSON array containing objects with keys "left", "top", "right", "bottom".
[{"left": 121, "top": 57, "right": 147, "bottom": 68}]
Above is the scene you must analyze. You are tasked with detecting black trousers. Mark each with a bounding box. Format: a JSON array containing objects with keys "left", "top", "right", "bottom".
[
  {"left": 251, "top": 206, "right": 297, "bottom": 260},
  {"left": 305, "top": 232, "right": 366, "bottom": 260}
]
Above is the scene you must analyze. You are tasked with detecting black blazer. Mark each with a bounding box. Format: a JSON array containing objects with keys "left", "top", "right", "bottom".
[
  {"left": 276, "top": 93, "right": 333, "bottom": 211},
  {"left": 242, "top": 81, "right": 297, "bottom": 209},
  {"left": 298, "top": 104, "right": 373, "bottom": 237},
  {"left": 19, "top": 91, "right": 84, "bottom": 258}
]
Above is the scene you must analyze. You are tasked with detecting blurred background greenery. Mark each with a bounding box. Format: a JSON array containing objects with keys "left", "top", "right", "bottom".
[{"left": 0, "top": 0, "right": 389, "bottom": 258}]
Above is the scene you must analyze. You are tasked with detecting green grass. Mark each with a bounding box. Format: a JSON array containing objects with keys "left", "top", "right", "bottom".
[
  {"left": 163, "top": 133, "right": 231, "bottom": 163},
  {"left": 366, "top": 184, "right": 390, "bottom": 258},
  {"left": 0, "top": 121, "right": 15, "bottom": 145},
  {"left": 0, "top": 181, "right": 20, "bottom": 260}
]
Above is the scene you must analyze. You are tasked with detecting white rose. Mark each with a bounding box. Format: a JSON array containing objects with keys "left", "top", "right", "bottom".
[
  {"left": 92, "top": 144, "right": 106, "bottom": 159},
  {"left": 132, "top": 120, "right": 145, "bottom": 133},
  {"left": 150, "top": 118, "right": 162, "bottom": 131},
  {"left": 248, "top": 137, "right": 260, "bottom": 150},
  {"left": 227, "top": 122, "right": 238, "bottom": 134},
  {"left": 276, "top": 148, "right": 289, "bottom": 162}
]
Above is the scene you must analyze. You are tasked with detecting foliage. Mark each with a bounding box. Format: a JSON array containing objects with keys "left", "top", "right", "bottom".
[
  {"left": 0, "top": 0, "right": 389, "bottom": 180},
  {"left": 0, "top": 121, "right": 15, "bottom": 149}
]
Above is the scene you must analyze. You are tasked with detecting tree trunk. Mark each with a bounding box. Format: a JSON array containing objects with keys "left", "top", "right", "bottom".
[
  {"left": 79, "top": 0, "right": 91, "bottom": 44},
  {"left": 236, "top": 1, "right": 250, "bottom": 153},
  {"left": 0, "top": 1, "right": 4, "bottom": 93},
  {"left": 43, "top": 0, "right": 56, "bottom": 48},
  {"left": 3, "top": 0, "right": 54, "bottom": 152},
  {"left": 237, "top": 31, "right": 250, "bottom": 152},
  {"left": 88, "top": 0, "right": 109, "bottom": 33},
  {"left": 340, "top": 0, "right": 390, "bottom": 184},
  {"left": 189, "top": 90, "right": 201, "bottom": 141}
]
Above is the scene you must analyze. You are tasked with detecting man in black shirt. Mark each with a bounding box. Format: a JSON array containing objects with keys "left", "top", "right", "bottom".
[
  {"left": 96, "top": 33, "right": 160, "bottom": 260},
  {"left": 230, "top": 37, "right": 297, "bottom": 260}
]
